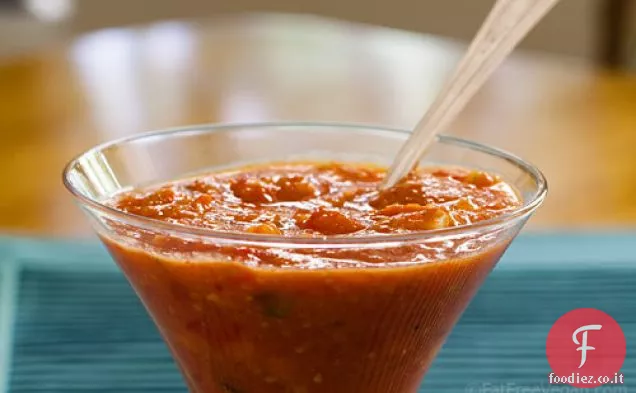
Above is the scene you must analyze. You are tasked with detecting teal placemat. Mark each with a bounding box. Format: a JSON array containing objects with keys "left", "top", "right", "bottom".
[{"left": 0, "top": 234, "right": 634, "bottom": 392}]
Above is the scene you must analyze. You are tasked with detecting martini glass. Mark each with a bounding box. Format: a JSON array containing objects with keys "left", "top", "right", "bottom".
[{"left": 63, "top": 123, "right": 546, "bottom": 393}]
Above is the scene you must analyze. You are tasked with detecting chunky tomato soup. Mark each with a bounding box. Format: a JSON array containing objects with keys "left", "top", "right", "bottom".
[{"left": 103, "top": 162, "right": 521, "bottom": 393}]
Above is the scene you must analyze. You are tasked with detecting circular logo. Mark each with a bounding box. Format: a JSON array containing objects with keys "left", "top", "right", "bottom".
[{"left": 546, "top": 308, "right": 626, "bottom": 388}]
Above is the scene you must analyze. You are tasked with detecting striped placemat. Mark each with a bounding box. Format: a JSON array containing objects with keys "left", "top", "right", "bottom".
[{"left": 0, "top": 234, "right": 634, "bottom": 392}]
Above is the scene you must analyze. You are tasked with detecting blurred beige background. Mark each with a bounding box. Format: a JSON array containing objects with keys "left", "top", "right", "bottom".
[{"left": 1, "top": 0, "right": 636, "bottom": 68}]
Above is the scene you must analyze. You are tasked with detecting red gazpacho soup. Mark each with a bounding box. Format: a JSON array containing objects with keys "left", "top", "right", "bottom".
[{"left": 103, "top": 162, "right": 521, "bottom": 393}]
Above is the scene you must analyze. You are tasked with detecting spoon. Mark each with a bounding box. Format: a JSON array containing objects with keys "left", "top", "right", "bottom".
[{"left": 382, "top": 0, "right": 561, "bottom": 189}]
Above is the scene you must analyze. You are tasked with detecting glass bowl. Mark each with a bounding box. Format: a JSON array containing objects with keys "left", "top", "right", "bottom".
[{"left": 63, "top": 122, "right": 546, "bottom": 393}]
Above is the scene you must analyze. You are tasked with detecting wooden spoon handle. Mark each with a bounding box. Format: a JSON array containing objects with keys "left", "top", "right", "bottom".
[{"left": 382, "top": 0, "right": 560, "bottom": 189}]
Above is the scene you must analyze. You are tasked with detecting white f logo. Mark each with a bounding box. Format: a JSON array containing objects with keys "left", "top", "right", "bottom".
[{"left": 572, "top": 324, "right": 602, "bottom": 368}]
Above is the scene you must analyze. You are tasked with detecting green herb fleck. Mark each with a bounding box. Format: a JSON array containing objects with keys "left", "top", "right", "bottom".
[{"left": 254, "top": 292, "right": 291, "bottom": 318}]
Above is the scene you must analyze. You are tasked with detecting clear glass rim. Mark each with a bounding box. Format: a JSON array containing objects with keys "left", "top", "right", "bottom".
[{"left": 63, "top": 121, "right": 548, "bottom": 247}]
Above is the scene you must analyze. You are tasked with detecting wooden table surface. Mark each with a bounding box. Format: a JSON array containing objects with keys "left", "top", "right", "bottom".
[{"left": 1, "top": 14, "right": 635, "bottom": 238}]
